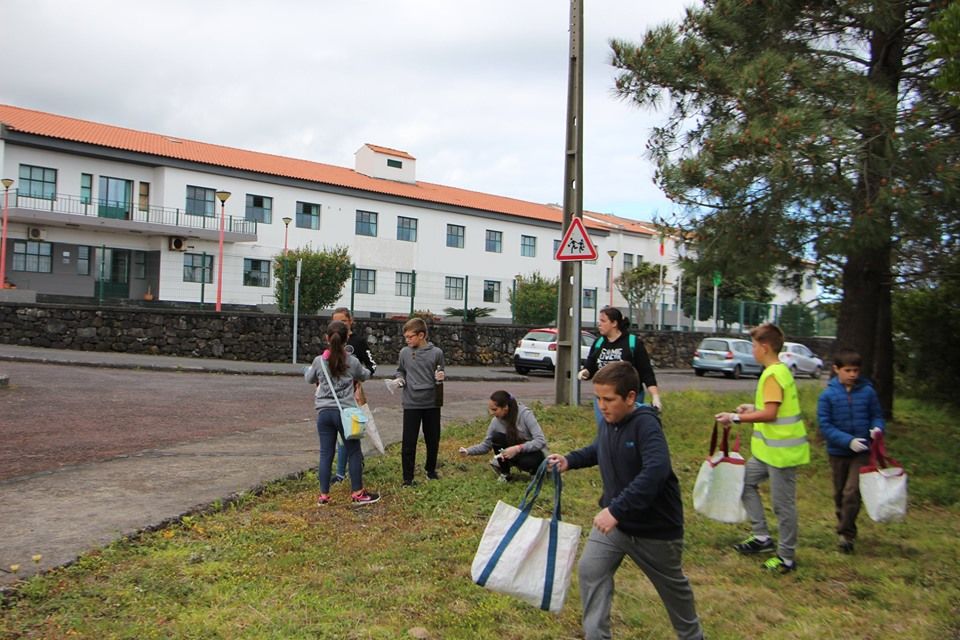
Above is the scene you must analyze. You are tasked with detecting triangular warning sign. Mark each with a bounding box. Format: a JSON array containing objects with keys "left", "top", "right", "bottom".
[{"left": 555, "top": 217, "right": 598, "bottom": 261}]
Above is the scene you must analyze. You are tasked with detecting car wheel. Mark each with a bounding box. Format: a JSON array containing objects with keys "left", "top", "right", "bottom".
[
  {"left": 515, "top": 366, "right": 530, "bottom": 375},
  {"left": 790, "top": 365, "right": 798, "bottom": 377},
  {"left": 811, "top": 366, "right": 821, "bottom": 379},
  {"left": 731, "top": 365, "right": 742, "bottom": 380},
  {"left": 694, "top": 368, "right": 705, "bottom": 377}
]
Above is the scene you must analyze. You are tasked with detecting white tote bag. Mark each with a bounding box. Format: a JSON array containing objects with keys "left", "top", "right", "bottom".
[
  {"left": 859, "top": 433, "right": 908, "bottom": 523},
  {"left": 693, "top": 422, "right": 748, "bottom": 523},
  {"left": 471, "top": 461, "right": 581, "bottom": 614}
]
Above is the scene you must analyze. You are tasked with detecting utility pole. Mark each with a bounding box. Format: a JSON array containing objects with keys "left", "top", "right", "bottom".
[{"left": 555, "top": 0, "right": 584, "bottom": 406}]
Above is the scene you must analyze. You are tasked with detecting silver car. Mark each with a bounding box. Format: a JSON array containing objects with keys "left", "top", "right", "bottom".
[
  {"left": 779, "top": 342, "right": 824, "bottom": 378},
  {"left": 692, "top": 337, "right": 762, "bottom": 379}
]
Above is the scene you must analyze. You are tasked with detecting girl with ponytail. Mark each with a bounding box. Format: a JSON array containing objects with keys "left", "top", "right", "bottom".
[{"left": 459, "top": 390, "right": 548, "bottom": 482}]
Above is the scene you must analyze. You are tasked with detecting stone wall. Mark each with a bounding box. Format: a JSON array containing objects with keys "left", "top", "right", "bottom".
[{"left": 0, "top": 302, "right": 834, "bottom": 367}]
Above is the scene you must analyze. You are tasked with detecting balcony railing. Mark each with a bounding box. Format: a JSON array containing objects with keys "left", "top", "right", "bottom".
[{"left": 7, "top": 191, "right": 258, "bottom": 236}]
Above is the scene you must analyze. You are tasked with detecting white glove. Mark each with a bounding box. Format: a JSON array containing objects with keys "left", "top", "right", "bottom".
[
  {"left": 714, "top": 412, "right": 738, "bottom": 425},
  {"left": 384, "top": 378, "right": 404, "bottom": 394},
  {"left": 577, "top": 368, "right": 590, "bottom": 381},
  {"left": 650, "top": 394, "right": 662, "bottom": 412},
  {"left": 870, "top": 427, "right": 882, "bottom": 439},
  {"left": 849, "top": 438, "right": 869, "bottom": 453},
  {"left": 736, "top": 403, "right": 756, "bottom": 413}
]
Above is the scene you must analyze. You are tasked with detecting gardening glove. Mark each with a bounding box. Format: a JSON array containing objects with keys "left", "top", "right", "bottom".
[
  {"left": 714, "top": 412, "right": 737, "bottom": 425},
  {"left": 577, "top": 368, "right": 591, "bottom": 381},
  {"left": 870, "top": 427, "right": 882, "bottom": 439},
  {"left": 736, "top": 403, "right": 756, "bottom": 414},
  {"left": 849, "top": 438, "right": 869, "bottom": 453},
  {"left": 650, "top": 394, "right": 662, "bottom": 412}
]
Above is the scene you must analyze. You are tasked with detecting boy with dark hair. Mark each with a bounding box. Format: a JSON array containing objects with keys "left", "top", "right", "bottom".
[
  {"left": 393, "top": 318, "right": 445, "bottom": 486},
  {"left": 548, "top": 361, "right": 703, "bottom": 640},
  {"left": 817, "top": 347, "right": 885, "bottom": 553},
  {"left": 716, "top": 322, "right": 810, "bottom": 574}
]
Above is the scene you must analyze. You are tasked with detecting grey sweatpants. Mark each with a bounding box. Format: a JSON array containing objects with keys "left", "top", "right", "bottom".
[
  {"left": 578, "top": 527, "right": 703, "bottom": 640},
  {"left": 742, "top": 456, "right": 799, "bottom": 562}
]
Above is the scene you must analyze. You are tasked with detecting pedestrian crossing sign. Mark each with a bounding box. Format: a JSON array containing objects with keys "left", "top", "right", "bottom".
[{"left": 554, "top": 217, "right": 598, "bottom": 261}]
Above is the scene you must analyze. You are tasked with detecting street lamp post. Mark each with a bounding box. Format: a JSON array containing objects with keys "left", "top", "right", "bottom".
[
  {"left": 281, "top": 216, "right": 292, "bottom": 311},
  {"left": 607, "top": 249, "right": 618, "bottom": 307},
  {"left": 0, "top": 179, "right": 14, "bottom": 290},
  {"left": 214, "top": 190, "right": 231, "bottom": 312}
]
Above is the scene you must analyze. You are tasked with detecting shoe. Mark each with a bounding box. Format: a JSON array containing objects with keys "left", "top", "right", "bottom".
[
  {"left": 490, "top": 456, "right": 504, "bottom": 476},
  {"left": 317, "top": 493, "right": 331, "bottom": 506},
  {"left": 426, "top": 472, "right": 440, "bottom": 481},
  {"left": 331, "top": 474, "right": 345, "bottom": 485},
  {"left": 838, "top": 536, "right": 855, "bottom": 554},
  {"left": 351, "top": 489, "right": 381, "bottom": 505},
  {"left": 734, "top": 535, "right": 775, "bottom": 555},
  {"left": 762, "top": 556, "right": 797, "bottom": 574},
  {"left": 497, "top": 473, "right": 509, "bottom": 483},
  {"left": 402, "top": 479, "right": 416, "bottom": 487}
]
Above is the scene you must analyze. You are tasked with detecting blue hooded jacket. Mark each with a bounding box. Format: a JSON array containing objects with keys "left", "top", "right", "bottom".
[{"left": 817, "top": 376, "right": 885, "bottom": 457}]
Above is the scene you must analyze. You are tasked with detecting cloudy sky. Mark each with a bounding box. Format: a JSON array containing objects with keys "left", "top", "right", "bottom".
[{"left": 0, "top": 0, "right": 695, "bottom": 222}]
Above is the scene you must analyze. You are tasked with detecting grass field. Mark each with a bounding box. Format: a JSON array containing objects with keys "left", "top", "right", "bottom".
[{"left": 2, "top": 385, "right": 958, "bottom": 639}]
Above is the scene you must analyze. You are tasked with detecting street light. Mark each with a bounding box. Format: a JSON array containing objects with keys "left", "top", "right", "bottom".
[
  {"left": 607, "top": 249, "right": 618, "bottom": 307},
  {"left": 281, "top": 216, "right": 293, "bottom": 310},
  {"left": 214, "top": 190, "right": 231, "bottom": 312},
  {"left": 0, "top": 179, "right": 13, "bottom": 290}
]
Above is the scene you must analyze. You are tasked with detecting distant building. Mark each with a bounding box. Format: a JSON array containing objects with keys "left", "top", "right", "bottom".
[{"left": 0, "top": 104, "right": 814, "bottom": 327}]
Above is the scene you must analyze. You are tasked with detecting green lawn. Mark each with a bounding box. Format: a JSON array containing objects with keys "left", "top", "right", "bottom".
[{"left": 2, "top": 386, "right": 958, "bottom": 639}]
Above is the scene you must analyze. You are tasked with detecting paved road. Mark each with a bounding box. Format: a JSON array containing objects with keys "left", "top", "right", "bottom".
[{"left": 0, "top": 344, "right": 756, "bottom": 587}]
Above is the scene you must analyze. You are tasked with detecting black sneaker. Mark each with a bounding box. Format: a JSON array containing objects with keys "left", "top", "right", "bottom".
[
  {"left": 734, "top": 535, "right": 775, "bottom": 555},
  {"left": 762, "top": 556, "right": 797, "bottom": 574},
  {"left": 426, "top": 472, "right": 440, "bottom": 481},
  {"left": 838, "top": 536, "right": 855, "bottom": 554},
  {"left": 402, "top": 480, "right": 416, "bottom": 487}
]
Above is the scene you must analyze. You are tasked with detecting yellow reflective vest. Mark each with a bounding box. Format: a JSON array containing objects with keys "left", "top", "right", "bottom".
[{"left": 751, "top": 362, "right": 810, "bottom": 468}]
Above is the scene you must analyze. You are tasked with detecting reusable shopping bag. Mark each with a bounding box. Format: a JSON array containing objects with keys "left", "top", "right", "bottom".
[
  {"left": 471, "top": 460, "right": 581, "bottom": 613},
  {"left": 692, "top": 422, "right": 748, "bottom": 523},
  {"left": 859, "top": 432, "right": 908, "bottom": 523},
  {"left": 318, "top": 358, "right": 367, "bottom": 441}
]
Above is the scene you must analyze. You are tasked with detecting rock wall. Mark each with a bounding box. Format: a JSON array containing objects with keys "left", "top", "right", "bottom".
[{"left": 0, "top": 302, "right": 833, "bottom": 367}]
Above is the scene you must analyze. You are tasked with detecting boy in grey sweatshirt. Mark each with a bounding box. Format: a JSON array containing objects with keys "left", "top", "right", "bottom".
[{"left": 393, "top": 318, "right": 445, "bottom": 485}]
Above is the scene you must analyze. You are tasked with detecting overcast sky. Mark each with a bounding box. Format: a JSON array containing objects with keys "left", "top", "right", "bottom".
[{"left": 0, "top": 0, "right": 695, "bottom": 222}]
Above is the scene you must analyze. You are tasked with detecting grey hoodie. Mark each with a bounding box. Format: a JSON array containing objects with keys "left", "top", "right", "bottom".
[
  {"left": 464, "top": 403, "right": 548, "bottom": 456},
  {"left": 304, "top": 354, "right": 370, "bottom": 411},
  {"left": 395, "top": 342, "right": 445, "bottom": 409}
]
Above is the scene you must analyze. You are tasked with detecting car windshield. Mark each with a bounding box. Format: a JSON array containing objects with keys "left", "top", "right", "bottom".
[{"left": 523, "top": 331, "right": 557, "bottom": 343}]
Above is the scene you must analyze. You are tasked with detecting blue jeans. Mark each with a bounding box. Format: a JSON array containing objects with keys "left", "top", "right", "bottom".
[{"left": 316, "top": 409, "right": 363, "bottom": 493}]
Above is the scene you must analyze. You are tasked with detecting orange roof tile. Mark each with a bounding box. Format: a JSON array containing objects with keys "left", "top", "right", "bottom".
[
  {"left": 0, "top": 104, "right": 623, "bottom": 231},
  {"left": 363, "top": 144, "right": 416, "bottom": 160}
]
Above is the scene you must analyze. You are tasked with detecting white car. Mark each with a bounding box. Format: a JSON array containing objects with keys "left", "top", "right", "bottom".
[
  {"left": 779, "top": 342, "right": 824, "bottom": 378},
  {"left": 513, "top": 328, "right": 596, "bottom": 375}
]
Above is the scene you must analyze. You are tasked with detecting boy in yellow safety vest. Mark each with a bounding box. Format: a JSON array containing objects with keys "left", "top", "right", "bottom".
[{"left": 715, "top": 323, "right": 810, "bottom": 574}]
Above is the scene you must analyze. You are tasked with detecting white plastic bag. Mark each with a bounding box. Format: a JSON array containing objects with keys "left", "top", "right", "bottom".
[
  {"left": 360, "top": 403, "right": 385, "bottom": 455},
  {"left": 471, "top": 461, "right": 581, "bottom": 613},
  {"left": 693, "top": 422, "right": 748, "bottom": 523},
  {"left": 859, "top": 433, "right": 907, "bottom": 523}
]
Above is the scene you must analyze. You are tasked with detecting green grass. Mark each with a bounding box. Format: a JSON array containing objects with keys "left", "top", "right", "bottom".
[{"left": 2, "top": 386, "right": 958, "bottom": 639}]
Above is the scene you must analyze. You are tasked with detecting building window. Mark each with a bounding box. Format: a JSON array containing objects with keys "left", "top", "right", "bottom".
[
  {"left": 486, "top": 230, "right": 503, "bottom": 253},
  {"left": 356, "top": 210, "right": 378, "bottom": 237},
  {"left": 397, "top": 216, "right": 418, "bottom": 242},
  {"left": 296, "top": 201, "right": 321, "bottom": 230},
  {"left": 445, "top": 276, "right": 465, "bottom": 300},
  {"left": 354, "top": 268, "right": 376, "bottom": 294},
  {"left": 387, "top": 159, "right": 402, "bottom": 169},
  {"left": 133, "top": 251, "right": 146, "bottom": 279},
  {"left": 183, "top": 253, "right": 213, "bottom": 283},
  {"left": 805, "top": 275, "right": 815, "bottom": 290},
  {"left": 19, "top": 164, "right": 57, "bottom": 200},
  {"left": 623, "top": 253, "right": 634, "bottom": 270},
  {"left": 583, "top": 288, "right": 597, "bottom": 309},
  {"left": 186, "top": 185, "right": 215, "bottom": 217},
  {"left": 139, "top": 182, "right": 150, "bottom": 212},
  {"left": 483, "top": 280, "right": 501, "bottom": 303},
  {"left": 243, "top": 258, "right": 271, "bottom": 287},
  {"left": 553, "top": 239, "right": 562, "bottom": 256},
  {"left": 13, "top": 240, "right": 53, "bottom": 273},
  {"left": 520, "top": 235, "right": 536, "bottom": 257},
  {"left": 245, "top": 194, "right": 273, "bottom": 224},
  {"left": 446, "top": 224, "right": 465, "bottom": 248},
  {"left": 81, "top": 173, "right": 93, "bottom": 205},
  {"left": 77, "top": 246, "right": 90, "bottom": 276},
  {"left": 396, "top": 271, "right": 414, "bottom": 297}
]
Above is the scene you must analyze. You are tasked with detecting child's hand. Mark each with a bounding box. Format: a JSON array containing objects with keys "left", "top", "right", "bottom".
[
  {"left": 434, "top": 369, "right": 445, "bottom": 382},
  {"left": 849, "top": 438, "right": 869, "bottom": 453},
  {"left": 715, "top": 412, "right": 737, "bottom": 425},
  {"left": 577, "top": 368, "right": 590, "bottom": 381},
  {"left": 458, "top": 447, "right": 468, "bottom": 456},
  {"left": 870, "top": 427, "right": 882, "bottom": 439},
  {"left": 736, "top": 403, "right": 755, "bottom": 414},
  {"left": 546, "top": 454, "right": 568, "bottom": 472}
]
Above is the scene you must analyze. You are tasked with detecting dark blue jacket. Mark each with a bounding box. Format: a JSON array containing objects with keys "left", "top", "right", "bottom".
[
  {"left": 565, "top": 406, "right": 683, "bottom": 540},
  {"left": 817, "top": 377, "right": 885, "bottom": 457}
]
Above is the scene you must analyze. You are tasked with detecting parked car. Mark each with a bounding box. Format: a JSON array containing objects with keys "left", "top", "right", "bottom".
[
  {"left": 513, "top": 328, "right": 596, "bottom": 375},
  {"left": 779, "top": 342, "right": 824, "bottom": 378},
  {"left": 692, "top": 337, "right": 762, "bottom": 379}
]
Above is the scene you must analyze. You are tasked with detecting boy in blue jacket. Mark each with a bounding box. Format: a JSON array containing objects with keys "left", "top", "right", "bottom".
[
  {"left": 548, "top": 361, "right": 703, "bottom": 640},
  {"left": 817, "top": 348, "right": 885, "bottom": 554}
]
